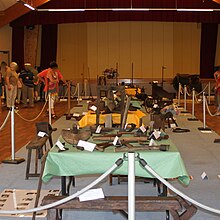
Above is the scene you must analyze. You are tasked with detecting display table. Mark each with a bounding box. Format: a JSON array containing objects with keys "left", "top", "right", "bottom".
[
  {"left": 42, "top": 136, "right": 189, "bottom": 186},
  {"left": 125, "top": 88, "right": 141, "bottom": 96},
  {"left": 78, "top": 110, "right": 146, "bottom": 127}
]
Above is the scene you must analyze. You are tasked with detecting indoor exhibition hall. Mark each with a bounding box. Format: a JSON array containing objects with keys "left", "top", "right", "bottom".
[{"left": 1, "top": 0, "right": 220, "bottom": 219}]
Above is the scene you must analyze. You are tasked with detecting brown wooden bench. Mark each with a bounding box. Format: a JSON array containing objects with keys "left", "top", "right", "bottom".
[
  {"left": 41, "top": 195, "right": 197, "bottom": 220},
  {"left": 25, "top": 136, "right": 48, "bottom": 180}
]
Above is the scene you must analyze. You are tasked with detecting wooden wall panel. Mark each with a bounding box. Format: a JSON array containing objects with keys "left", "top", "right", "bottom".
[
  {"left": 97, "top": 22, "right": 109, "bottom": 75},
  {"left": 24, "top": 25, "right": 39, "bottom": 67},
  {"left": 141, "top": 22, "right": 153, "bottom": 78},
  {"left": 118, "top": 22, "right": 131, "bottom": 78},
  {"left": 191, "top": 23, "right": 201, "bottom": 74},
  {"left": 0, "top": 25, "right": 12, "bottom": 50},
  {"left": 152, "top": 22, "right": 165, "bottom": 79},
  {"left": 57, "top": 21, "right": 201, "bottom": 81},
  {"left": 130, "top": 22, "right": 142, "bottom": 79},
  {"left": 108, "top": 22, "right": 120, "bottom": 71},
  {"left": 163, "top": 23, "right": 174, "bottom": 78},
  {"left": 87, "top": 22, "right": 98, "bottom": 79},
  {"left": 173, "top": 22, "right": 200, "bottom": 75},
  {"left": 57, "top": 23, "right": 87, "bottom": 80}
]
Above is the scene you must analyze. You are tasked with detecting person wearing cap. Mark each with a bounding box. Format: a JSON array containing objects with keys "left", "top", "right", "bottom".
[
  {"left": 5, "top": 62, "right": 19, "bottom": 109},
  {"left": 19, "top": 63, "right": 36, "bottom": 108},
  {"left": 38, "top": 61, "right": 66, "bottom": 118}
]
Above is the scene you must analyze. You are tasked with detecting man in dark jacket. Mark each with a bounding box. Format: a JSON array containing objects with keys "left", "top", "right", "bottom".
[{"left": 19, "top": 63, "right": 36, "bottom": 108}]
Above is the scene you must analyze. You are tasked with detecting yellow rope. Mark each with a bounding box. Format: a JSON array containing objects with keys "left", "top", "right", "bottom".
[{"left": 15, "top": 99, "right": 48, "bottom": 122}]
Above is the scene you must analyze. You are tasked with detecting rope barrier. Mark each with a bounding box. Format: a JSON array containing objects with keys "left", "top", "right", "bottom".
[
  {"left": 186, "top": 86, "right": 192, "bottom": 97},
  {"left": 0, "top": 158, "right": 123, "bottom": 215},
  {"left": 0, "top": 110, "right": 11, "bottom": 131},
  {"left": 62, "top": 83, "right": 78, "bottom": 99},
  {"left": 63, "top": 86, "right": 68, "bottom": 98},
  {"left": 195, "top": 84, "right": 208, "bottom": 97},
  {"left": 180, "top": 85, "right": 183, "bottom": 95},
  {"left": 1, "top": 151, "right": 220, "bottom": 216},
  {"left": 205, "top": 98, "right": 218, "bottom": 117},
  {"left": 71, "top": 82, "right": 79, "bottom": 97},
  {"left": 15, "top": 99, "right": 48, "bottom": 122},
  {"left": 138, "top": 155, "right": 220, "bottom": 215}
]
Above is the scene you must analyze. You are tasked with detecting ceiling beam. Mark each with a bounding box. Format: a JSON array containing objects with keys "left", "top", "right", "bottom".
[
  {"left": 212, "top": 0, "right": 220, "bottom": 4},
  {"left": 0, "top": 0, "right": 51, "bottom": 28}
]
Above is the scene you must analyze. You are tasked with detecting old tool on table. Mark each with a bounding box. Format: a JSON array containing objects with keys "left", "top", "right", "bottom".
[
  {"left": 114, "top": 143, "right": 169, "bottom": 152},
  {"left": 93, "top": 135, "right": 148, "bottom": 142},
  {"left": 95, "top": 142, "right": 113, "bottom": 152}
]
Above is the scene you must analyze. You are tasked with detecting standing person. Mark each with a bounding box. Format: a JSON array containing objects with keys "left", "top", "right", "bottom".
[
  {"left": 16, "top": 72, "right": 22, "bottom": 105},
  {"left": 0, "top": 61, "right": 8, "bottom": 105},
  {"left": 0, "top": 66, "right": 3, "bottom": 112},
  {"left": 38, "top": 61, "right": 66, "bottom": 118},
  {"left": 19, "top": 63, "right": 35, "bottom": 108},
  {"left": 214, "top": 66, "right": 220, "bottom": 115},
  {"left": 33, "top": 66, "right": 39, "bottom": 102},
  {"left": 5, "top": 62, "right": 19, "bottom": 109}
]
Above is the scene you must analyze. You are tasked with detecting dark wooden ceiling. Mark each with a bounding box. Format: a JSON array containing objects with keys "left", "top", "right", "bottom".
[{"left": 2, "top": 0, "right": 220, "bottom": 28}]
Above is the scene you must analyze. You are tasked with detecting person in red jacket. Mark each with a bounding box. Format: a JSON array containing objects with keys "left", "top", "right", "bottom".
[
  {"left": 38, "top": 61, "right": 66, "bottom": 118},
  {"left": 214, "top": 66, "right": 220, "bottom": 116}
]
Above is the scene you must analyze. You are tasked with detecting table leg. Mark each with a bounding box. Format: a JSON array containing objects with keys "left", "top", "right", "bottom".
[{"left": 61, "top": 176, "right": 67, "bottom": 195}]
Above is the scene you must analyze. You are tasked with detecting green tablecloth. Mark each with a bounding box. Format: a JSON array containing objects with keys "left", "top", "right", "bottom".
[{"left": 42, "top": 136, "right": 190, "bottom": 186}]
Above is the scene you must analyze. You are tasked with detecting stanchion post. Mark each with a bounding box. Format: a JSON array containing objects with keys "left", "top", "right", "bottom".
[
  {"left": 76, "top": 83, "right": 83, "bottom": 107},
  {"left": 77, "top": 83, "right": 80, "bottom": 105},
  {"left": 198, "top": 92, "right": 211, "bottom": 131},
  {"left": 178, "top": 83, "right": 181, "bottom": 107},
  {"left": 208, "top": 81, "right": 214, "bottom": 106},
  {"left": 181, "top": 85, "right": 189, "bottom": 113},
  {"left": 84, "top": 79, "right": 87, "bottom": 98},
  {"left": 184, "top": 85, "right": 187, "bottom": 111},
  {"left": 128, "top": 152, "right": 135, "bottom": 220},
  {"left": 48, "top": 93, "right": 52, "bottom": 125},
  {"left": 208, "top": 81, "right": 211, "bottom": 105},
  {"left": 11, "top": 106, "right": 15, "bottom": 160},
  {"left": 2, "top": 106, "right": 25, "bottom": 164},
  {"left": 188, "top": 88, "right": 198, "bottom": 121},
  {"left": 66, "top": 81, "right": 72, "bottom": 120}
]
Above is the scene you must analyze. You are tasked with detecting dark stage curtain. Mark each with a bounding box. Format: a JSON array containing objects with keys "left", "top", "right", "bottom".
[
  {"left": 40, "top": 24, "right": 57, "bottom": 69},
  {"left": 200, "top": 23, "right": 218, "bottom": 79},
  {"left": 12, "top": 26, "right": 24, "bottom": 70}
]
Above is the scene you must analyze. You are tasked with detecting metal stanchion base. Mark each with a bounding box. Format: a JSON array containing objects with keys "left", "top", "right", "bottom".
[
  {"left": 214, "top": 139, "right": 220, "bottom": 143},
  {"left": 66, "top": 115, "right": 72, "bottom": 120},
  {"left": 198, "top": 127, "right": 211, "bottom": 131},
  {"left": 187, "top": 118, "right": 198, "bottom": 121},
  {"left": 2, "top": 157, "right": 25, "bottom": 164}
]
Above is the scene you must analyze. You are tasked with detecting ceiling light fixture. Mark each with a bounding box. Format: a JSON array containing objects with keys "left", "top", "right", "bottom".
[
  {"left": 17, "top": 0, "right": 35, "bottom": 11},
  {"left": 47, "top": 9, "right": 85, "bottom": 12},
  {"left": 37, "top": 8, "right": 220, "bottom": 12},
  {"left": 112, "top": 8, "right": 150, "bottom": 11},
  {"left": 177, "top": 8, "right": 214, "bottom": 12}
]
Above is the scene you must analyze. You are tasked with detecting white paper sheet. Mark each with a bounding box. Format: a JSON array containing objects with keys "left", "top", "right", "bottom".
[
  {"left": 77, "top": 140, "right": 96, "bottom": 152},
  {"left": 79, "top": 188, "right": 105, "bottom": 202}
]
